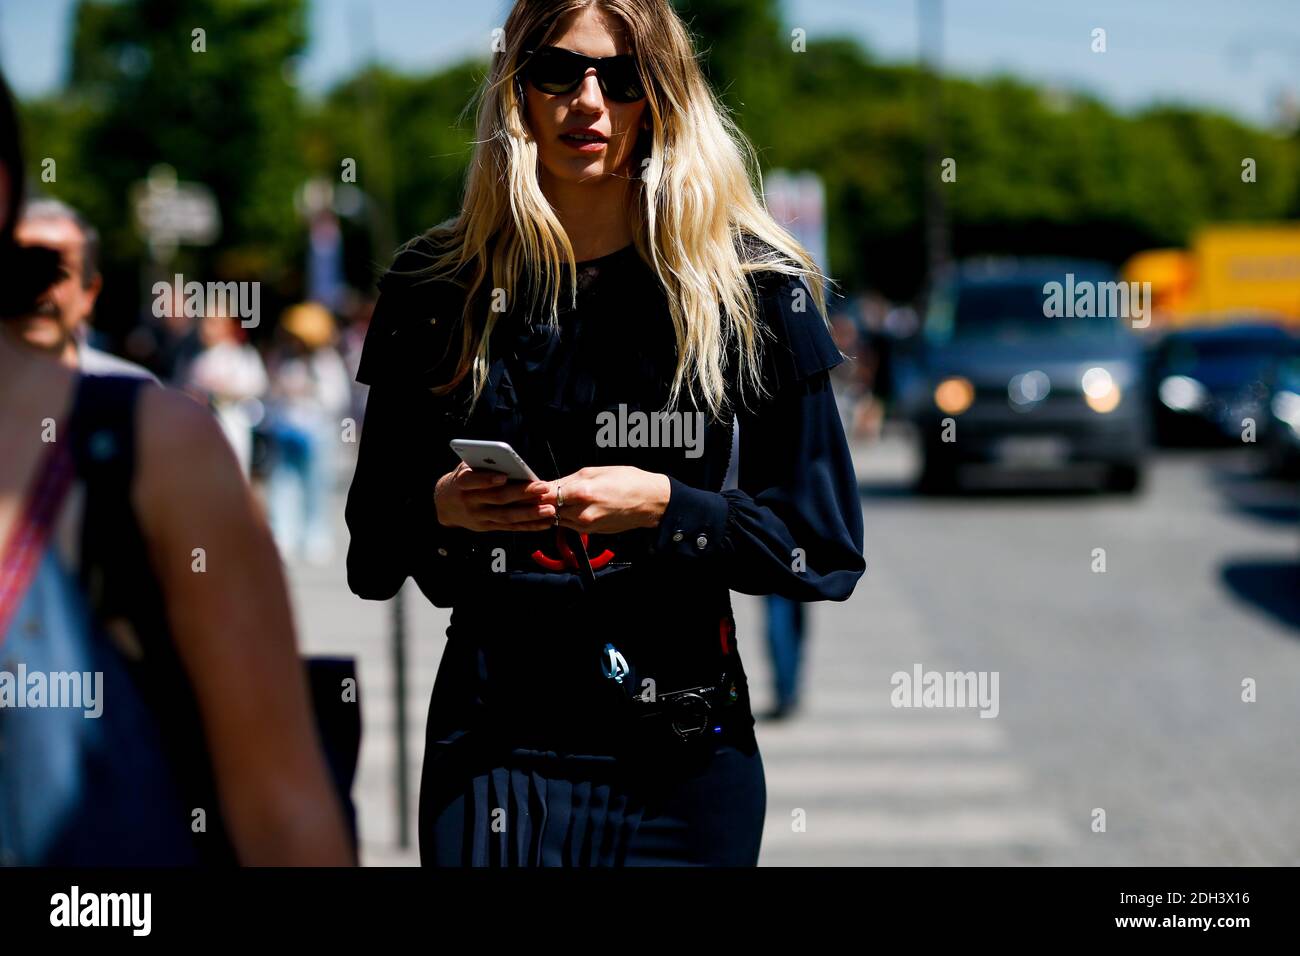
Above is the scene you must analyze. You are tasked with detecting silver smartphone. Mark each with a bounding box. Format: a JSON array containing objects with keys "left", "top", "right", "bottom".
[{"left": 449, "top": 439, "right": 540, "bottom": 482}]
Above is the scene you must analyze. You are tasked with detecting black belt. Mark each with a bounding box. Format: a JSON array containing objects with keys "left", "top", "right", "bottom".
[
  {"left": 477, "top": 692, "right": 754, "bottom": 756},
  {"left": 450, "top": 601, "right": 747, "bottom": 748},
  {"left": 629, "top": 677, "right": 744, "bottom": 742}
]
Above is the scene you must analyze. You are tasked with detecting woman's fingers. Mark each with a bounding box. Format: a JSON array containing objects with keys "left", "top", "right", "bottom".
[
  {"left": 454, "top": 468, "right": 511, "bottom": 490},
  {"left": 475, "top": 500, "right": 555, "bottom": 524},
  {"left": 532, "top": 484, "right": 559, "bottom": 506},
  {"left": 463, "top": 479, "right": 548, "bottom": 505},
  {"left": 550, "top": 477, "right": 591, "bottom": 507},
  {"left": 480, "top": 518, "right": 556, "bottom": 533},
  {"left": 557, "top": 505, "right": 600, "bottom": 531}
]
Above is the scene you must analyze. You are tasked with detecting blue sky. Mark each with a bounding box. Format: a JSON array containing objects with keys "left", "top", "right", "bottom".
[{"left": 2, "top": 0, "right": 1297, "bottom": 127}]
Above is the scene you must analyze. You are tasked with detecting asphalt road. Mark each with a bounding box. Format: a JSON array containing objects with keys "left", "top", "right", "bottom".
[{"left": 291, "top": 429, "right": 1300, "bottom": 866}]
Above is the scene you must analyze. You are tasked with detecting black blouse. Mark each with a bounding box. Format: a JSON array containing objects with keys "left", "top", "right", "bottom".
[{"left": 345, "top": 238, "right": 865, "bottom": 630}]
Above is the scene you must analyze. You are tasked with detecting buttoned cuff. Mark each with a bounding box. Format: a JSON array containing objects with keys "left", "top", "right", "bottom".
[
  {"left": 651, "top": 476, "right": 729, "bottom": 557},
  {"left": 409, "top": 487, "right": 470, "bottom": 562}
]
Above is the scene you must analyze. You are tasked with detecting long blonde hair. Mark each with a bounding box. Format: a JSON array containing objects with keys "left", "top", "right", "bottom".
[{"left": 403, "top": 0, "right": 828, "bottom": 417}]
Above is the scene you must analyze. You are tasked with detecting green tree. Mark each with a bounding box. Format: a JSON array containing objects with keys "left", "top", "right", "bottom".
[{"left": 36, "top": 0, "right": 309, "bottom": 334}]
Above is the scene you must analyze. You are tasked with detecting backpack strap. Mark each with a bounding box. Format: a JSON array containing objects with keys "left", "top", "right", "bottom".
[
  {"left": 0, "top": 433, "right": 77, "bottom": 644},
  {"left": 65, "top": 375, "right": 156, "bottom": 626}
]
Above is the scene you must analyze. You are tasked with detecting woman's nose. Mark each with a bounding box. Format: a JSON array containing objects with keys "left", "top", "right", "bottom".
[{"left": 572, "top": 71, "right": 605, "bottom": 110}]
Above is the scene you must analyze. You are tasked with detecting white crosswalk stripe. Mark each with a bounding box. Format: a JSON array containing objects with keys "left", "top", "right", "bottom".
[
  {"left": 760, "top": 808, "right": 1075, "bottom": 848},
  {"left": 762, "top": 760, "right": 1031, "bottom": 797},
  {"left": 735, "top": 538, "right": 1077, "bottom": 864},
  {"left": 758, "top": 720, "right": 1007, "bottom": 753}
]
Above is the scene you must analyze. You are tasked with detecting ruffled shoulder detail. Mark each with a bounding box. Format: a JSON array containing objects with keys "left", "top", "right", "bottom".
[
  {"left": 356, "top": 236, "right": 470, "bottom": 388},
  {"left": 740, "top": 237, "right": 844, "bottom": 392}
]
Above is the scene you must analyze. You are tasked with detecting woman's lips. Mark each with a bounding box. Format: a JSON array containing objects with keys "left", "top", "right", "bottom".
[{"left": 560, "top": 131, "right": 608, "bottom": 152}]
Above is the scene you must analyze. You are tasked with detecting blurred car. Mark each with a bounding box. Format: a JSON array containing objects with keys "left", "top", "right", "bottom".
[
  {"left": 1261, "top": 344, "right": 1300, "bottom": 475},
  {"left": 1147, "top": 322, "right": 1297, "bottom": 446},
  {"left": 910, "top": 260, "right": 1148, "bottom": 493}
]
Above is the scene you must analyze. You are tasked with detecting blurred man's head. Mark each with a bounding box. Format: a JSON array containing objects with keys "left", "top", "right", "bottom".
[{"left": 11, "top": 198, "right": 102, "bottom": 359}]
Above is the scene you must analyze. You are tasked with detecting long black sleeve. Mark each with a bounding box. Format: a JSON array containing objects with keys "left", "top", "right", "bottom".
[
  {"left": 345, "top": 261, "right": 473, "bottom": 608},
  {"left": 345, "top": 376, "right": 470, "bottom": 606},
  {"left": 649, "top": 273, "right": 866, "bottom": 601}
]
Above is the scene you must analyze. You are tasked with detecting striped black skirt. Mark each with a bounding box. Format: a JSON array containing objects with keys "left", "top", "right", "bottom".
[{"left": 419, "top": 732, "right": 766, "bottom": 866}]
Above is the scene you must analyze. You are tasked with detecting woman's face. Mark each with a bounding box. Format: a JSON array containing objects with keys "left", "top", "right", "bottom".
[{"left": 523, "top": 7, "right": 648, "bottom": 188}]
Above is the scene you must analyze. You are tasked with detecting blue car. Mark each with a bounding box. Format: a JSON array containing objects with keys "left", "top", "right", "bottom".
[
  {"left": 1146, "top": 322, "right": 1297, "bottom": 447},
  {"left": 909, "top": 260, "right": 1149, "bottom": 493},
  {"left": 1262, "top": 342, "right": 1300, "bottom": 475}
]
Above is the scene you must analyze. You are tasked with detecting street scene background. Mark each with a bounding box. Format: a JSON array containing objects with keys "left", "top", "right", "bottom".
[{"left": 4, "top": 0, "right": 1298, "bottom": 864}]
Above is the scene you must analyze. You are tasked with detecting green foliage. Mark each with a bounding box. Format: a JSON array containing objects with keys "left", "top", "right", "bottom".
[
  {"left": 43, "top": 1, "right": 307, "bottom": 275},
  {"left": 15, "top": 0, "right": 1299, "bottom": 313},
  {"left": 304, "top": 62, "right": 485, "bottom": 272},
  {"left": 671, "top": 0, "right": 790, "bottom": 149}
]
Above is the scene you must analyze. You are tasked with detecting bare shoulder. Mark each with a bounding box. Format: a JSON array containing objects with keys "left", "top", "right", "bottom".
[
  {"left": 137, "top": 384, "right": 229, "bottom": 458},
  {"left": 134, "top": 385, "right": 248, "bottom": 514}
]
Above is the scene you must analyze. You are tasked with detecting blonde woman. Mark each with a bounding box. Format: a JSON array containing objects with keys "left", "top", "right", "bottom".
[{"left": 346, "top": 0, "right": 864, "bottom": 866}]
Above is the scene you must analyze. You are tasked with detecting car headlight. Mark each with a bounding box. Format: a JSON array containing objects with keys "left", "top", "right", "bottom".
[
  {"left": 1008, "top": 370, "right": 1051, "bottom": 409},
  {"left": 1082, "top": 366, "right": 1121, "bottom": 413},
  {"left": 1272, "top": 390, "right": 1300, "bottom": 431},
  {"left": 1158, "top": 375, "right": 1205, "bottom": 412},
  {"left": 934, "top": 376, "right": 974, "bottom": 415}
]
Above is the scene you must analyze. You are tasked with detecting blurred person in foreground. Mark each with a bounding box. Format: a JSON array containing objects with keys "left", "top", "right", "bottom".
[
  {"left": 9, "top": 197, "right": 155, "bottom": 382},
  {"left": 265, "top": 303, "right": 351, "bottom": 564},
  {"left": 346, "top": 0, "right": 864, "bottom": 866},
  {"left": 182, "top": 309, "right": 268, "bottom": 476},
  {"left": 0, "top": 75, "right": 352, "bottom": 865}
]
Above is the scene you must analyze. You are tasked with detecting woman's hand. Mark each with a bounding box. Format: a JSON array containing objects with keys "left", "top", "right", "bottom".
[
  {"left": 537, "top": 465, "right": 671, "bottom": 535},
  {"left": 434, "top": 461, "right": 557, "bottom": 532}
]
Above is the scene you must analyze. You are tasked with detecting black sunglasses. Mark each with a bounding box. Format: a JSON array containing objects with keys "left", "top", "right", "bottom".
[{"left": 520, "top": 46, "right": 646, "bottom": 103}]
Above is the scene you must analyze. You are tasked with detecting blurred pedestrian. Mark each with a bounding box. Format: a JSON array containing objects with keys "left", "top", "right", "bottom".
[
  {"left": 762, "top": 594, "right": 808, "bottom": 720},
  {"left": 124, "top": 290, "right": 201, "bottom": 384},
  {"left": 265, "top": 302, "right": 351, "bottom": 564},
  {"left": 849, "top": 295, "right": 889, "bottom": 440},
  {"left": 9, "top": 197, "right": 156, "bottom": 381},
  {"left": 339, "top": 291, "right": 376, "bottom": 425},
  {"left": 183, "top": 310, "right": 268, "bottom": 476},
  {"left": 0, "top": 72, "right": 353, "bottom": 865}
]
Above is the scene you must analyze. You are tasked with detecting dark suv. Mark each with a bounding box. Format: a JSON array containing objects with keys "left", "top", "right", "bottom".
[{"left": 909, "top": 260, "right": 1149, "bottom": 492}]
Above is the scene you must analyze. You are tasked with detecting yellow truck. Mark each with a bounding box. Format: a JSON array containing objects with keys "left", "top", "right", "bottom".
[{"left": 1122, "top": 224, "right": 1300, "bottom": 329}]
